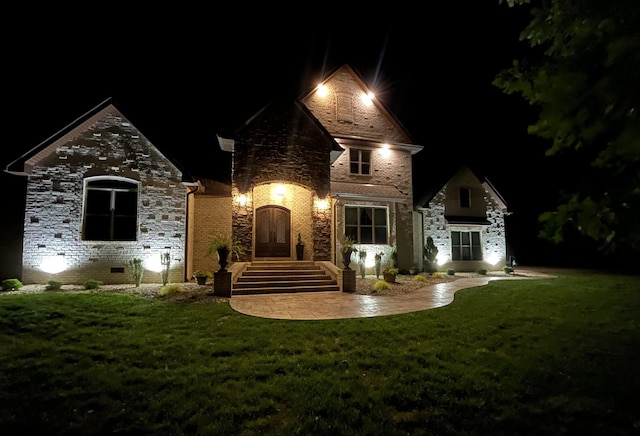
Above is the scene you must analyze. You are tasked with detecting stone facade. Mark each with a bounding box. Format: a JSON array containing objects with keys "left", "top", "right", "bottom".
[
  {"left": 417, "top": 167, "right": 508, "bottom": 272},
  {"left": 20, "top": 107, "right": 187, "bottom": 284}
]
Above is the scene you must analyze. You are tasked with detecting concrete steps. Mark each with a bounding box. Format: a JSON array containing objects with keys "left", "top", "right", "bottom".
[{"left": 233, "top": 260, "right": 339, "bottom": 295}]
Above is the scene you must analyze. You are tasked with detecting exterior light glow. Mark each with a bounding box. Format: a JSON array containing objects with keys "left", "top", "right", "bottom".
[
  {"left": 315, "top": 198, "right": 329, "bottom": 211},
  {"left": 275, "top": 184, "right": 286, "bottom": 197},
  {"left": 316, "top": 84, "right": 328, "bottom": 97},
  {"left": 380, "top": 144, "right": 391, "bottom": 158},
  {"left": 361, "top": 92, "right": 374, "bottom": 106},
  {"left": 146, "top": 255, "right": 163, "bottom": 273},
  {"left": 486, "top": 252, "right": 501, "bottom": 265},
  {"left": 237, "top": 194, "right": 247, "bottom": 206},
  {"left": 436, "top": 253, "right": 448, "bottom": 266},
  {"left": 41, "top": 255, "right": 67, "bottom": 274}
]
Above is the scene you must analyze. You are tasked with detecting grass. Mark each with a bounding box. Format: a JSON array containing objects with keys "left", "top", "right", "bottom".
[{"left": 1, "top": 270, "right": 639, "bottom": 435}]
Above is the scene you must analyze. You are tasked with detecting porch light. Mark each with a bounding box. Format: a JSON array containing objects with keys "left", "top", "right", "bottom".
[
  {"left": 315, "top": 198, "right": 329, "bottom": 211},
  {"left": 236, "top": 194, "right": 248, "bottom": 207}
]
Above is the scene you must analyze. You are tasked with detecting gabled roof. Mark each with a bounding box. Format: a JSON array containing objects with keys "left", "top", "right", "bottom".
[
  {"left": 415, "top": 164, "right": 509, "bottom": 212},
  {"left": 5, "top": 98, "right": 197, "bottom": 184},
  {"left": 300, "top": 64, "right": 420, "bottom": 150}
]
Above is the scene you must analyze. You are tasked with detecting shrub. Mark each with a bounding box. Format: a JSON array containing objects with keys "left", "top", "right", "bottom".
[
  {"left": 447, "top": 269, "right": 455, "bottom": 276},
  {"left": 503, "top": 266, "right": 514, "bottom": 274},
  {"left": 476, "top": 268, "right": 487, "bottom": 275},
  {"left": 45, "top": 280, "right": 63, "bottom": 291},
  {"left": 432, "top": 272, "right": 447, "bottom": 278},
  {"left": 84, "top": 280, "right": 103, "bottom": 290},
  {"left": 413, "top": 274, "right": 427, "bottom": 282},
  {"left": 160, "top": 284, "right": 184, "bottom": 296},
  {"left": 373, "top": 280, "right": 392, "bottom": 292},
  {"left": 1, "top": 278, "right": 23, "bottom": 291}
]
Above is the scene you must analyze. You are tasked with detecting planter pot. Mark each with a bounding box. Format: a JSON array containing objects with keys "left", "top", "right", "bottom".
[
  {"left": 296, "top": 244, "right": 304, "bottom": 261},
  {"left": 195, "top": 276, "right": 207, "bottom": 285},
  {"left": 217, "top": 247, "right": 230, "bottom": 271},
  {"left": 342, "top": 249, "right": 354, "bottom": 269},
  {"left": 383, "top": 272, "right": 397, "bottom": 283}
]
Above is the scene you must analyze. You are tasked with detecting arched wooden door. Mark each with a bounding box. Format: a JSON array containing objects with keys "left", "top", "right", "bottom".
[{"left": 255, "top": 206, "right": 291, "bottom": 257}]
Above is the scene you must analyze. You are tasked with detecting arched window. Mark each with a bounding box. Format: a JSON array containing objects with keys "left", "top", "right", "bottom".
[{"left": 83, "top": 178, "right": 138, "bottom": 241}]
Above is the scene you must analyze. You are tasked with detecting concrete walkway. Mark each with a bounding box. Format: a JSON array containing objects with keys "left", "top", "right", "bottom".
[{"left": 229, "top": 268, "right": 555, "bottom": 320}]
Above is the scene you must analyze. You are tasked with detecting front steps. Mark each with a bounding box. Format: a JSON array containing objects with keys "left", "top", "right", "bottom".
[{"left": 233, "top": 260, "right": 339, "bottom": 295}]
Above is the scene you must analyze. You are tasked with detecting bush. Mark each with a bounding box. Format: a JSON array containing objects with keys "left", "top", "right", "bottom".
[
  {"left": 1, "top": 278, "right": 23, "bottom": 291},
  {"left": 373, "top": 280, "right": 392, "bottom": 292},
  {"left": 503, "top": 266, "right": 514, "bottom": 274},
  {"left": 476, "top": 269, "right": 487, "bottom": 275},
  {"left": 446, "top": 269, "right": 455, "bottom": 276},
  {"left": 432, "top": 272, "right": 447, "bottom": 278},
  {"left": 45, "top": 280, "right": 63, "bottom": 291},
  {"left": 413, "top": 274, "right": 427, "bottom": 282},
  {"left": 84, "top": 280, "right": 103, "bottom": 290},
  {"left": 160, "top": 284, "right": 184, "bottom": 296}
]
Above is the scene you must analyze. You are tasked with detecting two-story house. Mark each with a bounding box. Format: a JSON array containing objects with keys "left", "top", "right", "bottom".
[{"left": 5, "top": 64, "right": 509, "bottom": 288}]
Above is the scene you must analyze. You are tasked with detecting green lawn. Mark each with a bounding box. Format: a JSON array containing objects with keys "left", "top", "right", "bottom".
[{"left": 1, "top": 270, "right": 638, "bottom": 435}]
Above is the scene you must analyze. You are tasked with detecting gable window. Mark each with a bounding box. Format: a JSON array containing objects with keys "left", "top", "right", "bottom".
[
  {"left": 451, "top": 231, "right": 482, "bottom": 261},
  {"left": 83, "top": 178, "right": 138, "bottom": 241},
  {"left": 349, "top": 149, "right": 371, "bottom": 175},
  {"left": 460, "top": 188, "right": 471, "bottom": 208},
  {"left": 345, "top": 206, "right": 387, "bottom": 244}
]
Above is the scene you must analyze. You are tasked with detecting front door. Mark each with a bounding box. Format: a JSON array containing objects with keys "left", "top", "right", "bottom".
[{"left": 255, "top": 206, "right": 291, "bottom": 257}]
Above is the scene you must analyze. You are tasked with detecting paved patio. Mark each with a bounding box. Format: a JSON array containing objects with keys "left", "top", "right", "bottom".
[{"left": 229, "top": 268, "right": 555, "bottom": 320}]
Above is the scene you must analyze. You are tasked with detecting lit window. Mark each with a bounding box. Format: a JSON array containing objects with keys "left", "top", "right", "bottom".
[
  {"left": 349, "top": 149, "right": 371, "bottom": 175},
  {"left": 345, "top": 206, "right": 387, "bottom": 244},
  {"left": 460, "top": 188, "right": 471, "bottom": 208},
  {"left": 83, "top": 178, "right": 138, "bottom": 241},
  {"left": 451, "top": 231, "right": 482, "bottom": 261}
]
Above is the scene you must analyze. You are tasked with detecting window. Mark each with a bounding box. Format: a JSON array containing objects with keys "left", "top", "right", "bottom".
[
  {"left": 83, "top": 178, "right": 138, "bottom": 241},
  {"left": 460, "top": 188, "right": 471, "bottom": 208},
  {"left": 345, "top": 206, "right": 387, "bottom": 244},
  {"left": 451, "top": 231, "right": 482, "bottom": 261},
  {"left": 349, "top": 148, "right": 371, "bottom": 175}
]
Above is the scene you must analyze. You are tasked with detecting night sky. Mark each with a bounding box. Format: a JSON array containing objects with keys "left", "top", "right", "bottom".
[{"left": 2, "top": 4, "right": 596, "bottom": 279}]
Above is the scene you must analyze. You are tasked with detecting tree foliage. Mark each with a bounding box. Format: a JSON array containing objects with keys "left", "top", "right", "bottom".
[{"left": 494, "top": 0, "right": 640, "bottom": 254}]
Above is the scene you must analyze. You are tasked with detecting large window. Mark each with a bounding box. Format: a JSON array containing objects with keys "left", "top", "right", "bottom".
[
  {"left": 451, "top": 231, "right": 482, "bottom": 261},
  {"left": 345, "top": 206, "right": 387, "bottom": 244},
  {"left": 349, "top": 148, "right": 371, "bottom": 175},
  {"left": 83, "top": 178, "right": 138, "bottom": 241}
]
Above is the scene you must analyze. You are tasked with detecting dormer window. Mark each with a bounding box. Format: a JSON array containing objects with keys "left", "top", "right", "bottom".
[
  {"left": 350, "top": 149, "right": 371, "bottom": 175},
  {"left": 460, "top": 188, "right": 471, "bottom": 208}
]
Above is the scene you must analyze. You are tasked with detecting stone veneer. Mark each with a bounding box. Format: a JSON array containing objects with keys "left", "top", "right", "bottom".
[{"left": 21, "top": 112, "right": 187, "bottom": 285}]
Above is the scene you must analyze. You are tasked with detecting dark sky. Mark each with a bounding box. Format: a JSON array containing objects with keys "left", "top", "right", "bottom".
[{"left": 4, "top": 3, "right": 588, "bottom": 278}]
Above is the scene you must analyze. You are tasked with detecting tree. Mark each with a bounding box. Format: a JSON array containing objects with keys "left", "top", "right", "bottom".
[{"left": 494, "top": 0, "right": 640, "bottom": 255}]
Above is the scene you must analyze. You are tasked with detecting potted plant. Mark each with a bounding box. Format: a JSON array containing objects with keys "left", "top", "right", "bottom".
[
  {"left": 207, "top": 232, "right": 245, "bottom": 271},
  {"left": 383, "top": 266, "right": 399, "bottom": 283},
  {"left": 296, "top": 233, "right": 304, "bottom": 261},
  {"left": 338, "top": 234, "right": 358, "bottom": 269},
  {"left": 192, "top": 270, "right": 212, "bottom": 285}
]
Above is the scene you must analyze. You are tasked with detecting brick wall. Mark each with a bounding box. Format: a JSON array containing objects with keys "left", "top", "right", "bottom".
[{"left": 21, "top": 113, "right": 187, "bottom": 285}]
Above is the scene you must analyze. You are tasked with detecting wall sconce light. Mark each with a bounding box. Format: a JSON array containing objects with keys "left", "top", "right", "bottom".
[
  {"left": 315, "top": 198, "right": 329, "bottom": 211},
  {"left": 236, "top": 194, "right": 248, "bottom": 206},
  {"left": 379, "top": 144, "right": 391, "bottom": 158},
  {"left": 275, "top": 184, "right": 286, "bottom": 197}
]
